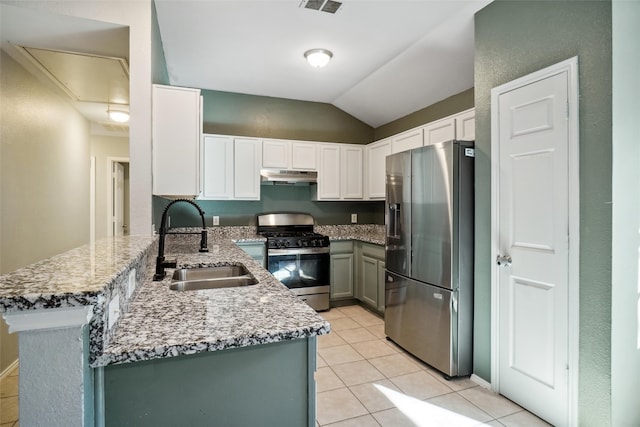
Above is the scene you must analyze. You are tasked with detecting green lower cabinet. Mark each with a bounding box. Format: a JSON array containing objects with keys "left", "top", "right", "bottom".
[
  {"left": 100, "top": 338, "right": 316, "bottom": 427},
  {"left": 330, "top": 241, "right": 354, "bottom": 299},
  {"left": 357, "top": 242, "right": 386, "bottom": 314},
  {"left": 361, "top": 255, "right": 379, "bottom": 307},
  {"left": 377, "top": 260, "right": 386, "bottom": 313}
]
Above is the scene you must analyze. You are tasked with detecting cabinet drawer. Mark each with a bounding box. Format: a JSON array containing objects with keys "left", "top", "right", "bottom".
[
  {"left": 330, "top": 240, "right": 353, "bottom": 254},
  {"left": 362, "top": 243, "right": 384, "bottom": 260}
]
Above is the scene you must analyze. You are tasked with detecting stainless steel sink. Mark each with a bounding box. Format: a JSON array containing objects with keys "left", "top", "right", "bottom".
[{"left": 169, "top": 265, "right": 257, "bottom": 291}]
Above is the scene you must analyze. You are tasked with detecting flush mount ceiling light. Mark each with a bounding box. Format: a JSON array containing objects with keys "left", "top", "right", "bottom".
[
  {"left": 304, "top": 48, "right": 333, "bottom": 68},
  {"left": 107, "top": 105, "right": 130, "bottom": 123}
]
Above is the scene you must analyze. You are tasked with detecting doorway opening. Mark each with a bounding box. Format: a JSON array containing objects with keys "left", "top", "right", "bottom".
[{"left": 107, "top": 157, "right": 130, "bottom": 237}]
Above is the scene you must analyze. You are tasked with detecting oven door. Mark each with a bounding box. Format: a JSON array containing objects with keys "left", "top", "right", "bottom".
[{"left": 267, "top": 247, "right": 330, "bottom": 290}]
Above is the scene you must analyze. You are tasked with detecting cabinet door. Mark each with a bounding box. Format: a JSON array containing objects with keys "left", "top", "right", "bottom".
[
  {"left": 366, "top": 139, "right": 391, "bottom": 199},
  {"left": 291, "top": 141, "right": 318, "bottom": 170},
  {"left": 201, "top": 135, "right": 234, "bottom": 199},
  {"left": 152, "top": 85, "right": 201, "bottom": 196},
  {"left": 377, "top": 261, "right": 386, "bottom": 313},
  {"left": 234, "top": 138, "right": 262, "bottom": 199},
  {"left": 455, "top": 109, "right": 475, "bottom": 141},
  {"left": 423, "top": 117, "right": 455, "bottom": 146},
  {"left": 317, "top": 144, "right": 341, "bottom": 199},
  {"left": 262, "top": 139, "right": 290, "bottom": 169},
  {"left": 361, "top": 255, "right": 379, "bottom": 308},
  {"left": 341, "top": 145, "right": 363, "bottom": 199},
  {"left": 392, "top": 128, "right": 423, "bottom": 153},
  {"left": 330, "top": 253, "right": 354, "bottom": 299}
]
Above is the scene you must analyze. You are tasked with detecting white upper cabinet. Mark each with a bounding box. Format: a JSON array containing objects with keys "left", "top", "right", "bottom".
[
  {"left": 152, "top": 84, "right": 202, "bottom": 197},
  {"left": 199, "top": 135, "right": 262, "bottom": 200},
  {"left": 316, "top": 143, "right": 363, "bottom": 201},
  {"left": 291, "top": 141, "right": 318, "bottom": 170},
  {"left": 455, "top": 108, "right": 475, "bottom": 141},
  {"left": 391, "top": 128, "right": 423, "bottom": 154},
  {"left": 316, "top": 144, "right": 341, "bottom": 199},
  {"left": 233, "top": 137, "right": 262, "bottom": 200},
  {"left": 423, "top": 116, "right": 456, "bottom": 146},
  {"left": 341, "top": 145, "right": 364, "bottom": 199},
  {"left": 262, "top": 139, "right": 318, "bottom": 170},
  {"left": 262, "top": 139, "right": 290, "bottom": 169},
  {"left": 201, "top": 135, "right": 234, "bottom": 199},
  {"left": 365, "top": 138, "right": 391, "bottom": 199}
]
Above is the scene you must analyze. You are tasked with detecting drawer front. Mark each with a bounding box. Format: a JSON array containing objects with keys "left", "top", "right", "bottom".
[
  {"left": 362, "top": 243, "right": 384, "bottom": 260},
  {"left": 330, "top": 240, "right": 353, "bottom": 254}
]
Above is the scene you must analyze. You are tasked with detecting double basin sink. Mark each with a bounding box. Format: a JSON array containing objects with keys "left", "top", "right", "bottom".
[{"left": 169, "top": 264, "right": 257, "bottom": 291}]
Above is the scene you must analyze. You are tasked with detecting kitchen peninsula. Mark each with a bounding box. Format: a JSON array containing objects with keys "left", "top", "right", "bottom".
[{"left": 0, "top": 229, "right": 330, "bottom": 426}]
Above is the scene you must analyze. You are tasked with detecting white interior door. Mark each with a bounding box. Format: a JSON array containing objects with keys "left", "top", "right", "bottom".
[
  {"left": 113, "top": 162, "right": 125, "bottom": 237},
  {"left": 492, "top": 59, "right": 578, "bottom": 426}
]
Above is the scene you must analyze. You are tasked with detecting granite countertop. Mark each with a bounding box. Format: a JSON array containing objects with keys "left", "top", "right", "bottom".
[
  {"left": 0, "top": 224, "right": 385, "bottom": 368},
  {"left": 95, "top": 237, "right": 330, "bottom": 366}
]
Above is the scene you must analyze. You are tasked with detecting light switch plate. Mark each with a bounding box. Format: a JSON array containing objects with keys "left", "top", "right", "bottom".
[
  {"left": 351, "top": 213, "right": 357, "bottom": 223},
  {"left": 108, "top": 293, "right": 120, "bottom": 329},
  {"left": 213, "top": 216, "right": 220, "bottom": 226}
]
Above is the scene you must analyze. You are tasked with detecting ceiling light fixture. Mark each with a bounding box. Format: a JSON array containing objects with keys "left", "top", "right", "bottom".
[
  {"left": 304, "top": 48, "right": 333, "bottom": 68},
  {"left": 107, "top": 105, "right": 130, "bottom": 123}
]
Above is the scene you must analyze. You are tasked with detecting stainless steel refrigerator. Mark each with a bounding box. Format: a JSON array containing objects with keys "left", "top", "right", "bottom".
[{"left": 385, "top": 140, "right": 474, "bottom": 378}]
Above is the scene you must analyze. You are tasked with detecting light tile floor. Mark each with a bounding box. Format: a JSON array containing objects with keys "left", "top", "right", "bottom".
[
  {"left": 0, "top": 304, "right": 550, "bottom": 427},
  {"left": 0, "top": 364, "right": 19, "bottom": 427},
  {"left": 316, "top": 305, "right": 551, "bottom": 427}
]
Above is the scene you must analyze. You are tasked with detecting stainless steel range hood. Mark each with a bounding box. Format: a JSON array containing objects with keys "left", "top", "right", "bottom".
[{"left": 260, "top": 169, "right": 317, "bottom": 184}]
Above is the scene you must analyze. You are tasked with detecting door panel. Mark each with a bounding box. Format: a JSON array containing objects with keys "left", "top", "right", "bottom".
[{"left": 497, "top": 71, "right": 569, "bottom": 425}]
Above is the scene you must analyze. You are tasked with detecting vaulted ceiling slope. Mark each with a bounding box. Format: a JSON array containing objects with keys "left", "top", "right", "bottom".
[{"left": 154, "top": 0, "right": 491, "bottom": 128}]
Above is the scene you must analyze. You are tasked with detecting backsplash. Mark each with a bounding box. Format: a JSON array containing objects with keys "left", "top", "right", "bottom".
[{"left": 153, "top": 185, "right": 384, "bottom": 230}]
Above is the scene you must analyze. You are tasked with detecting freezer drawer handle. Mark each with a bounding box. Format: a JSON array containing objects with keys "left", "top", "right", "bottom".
[{"left": 496, "top": 254, "right": 512, "bottom": 267}]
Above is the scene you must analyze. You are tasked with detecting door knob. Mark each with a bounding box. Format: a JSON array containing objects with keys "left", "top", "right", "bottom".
[{"left": 496, "top": 254, "right": 512, "bottom": 267}]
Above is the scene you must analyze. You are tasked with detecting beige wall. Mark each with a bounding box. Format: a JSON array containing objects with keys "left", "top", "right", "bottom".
[
  {"left": 0, "top": 51, "right": 91, "bottom": 372},
  {"left": 91, "top": 135, "right": 129, "bottom": 240}
]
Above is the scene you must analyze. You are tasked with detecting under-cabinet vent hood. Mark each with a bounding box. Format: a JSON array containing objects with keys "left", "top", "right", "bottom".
[{"left": 260, "top": 169, "right": 317, "bottom": 184}]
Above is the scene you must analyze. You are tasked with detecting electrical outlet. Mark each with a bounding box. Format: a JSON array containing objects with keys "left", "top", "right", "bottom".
[
  {"left": 108, "top": 293, "right": 120, "bottom": 329},
  {"left": 351, "top": 213, "right": 357, "bottom": 224},
  {"left": 127, "top": 268, "right": 136, "bottom": 298},
  {"left": 213, "top": 216, "right": 220, "bottom": 226}
]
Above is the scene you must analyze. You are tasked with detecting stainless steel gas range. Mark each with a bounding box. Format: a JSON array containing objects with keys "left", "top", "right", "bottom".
[{"left": 257, "top": 213, "right": 330, "bottom": 311}]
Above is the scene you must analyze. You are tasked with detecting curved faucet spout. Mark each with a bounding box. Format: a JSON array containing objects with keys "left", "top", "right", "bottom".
[{"left": 154, "top": 199, "right": 209, "bottom": 281}]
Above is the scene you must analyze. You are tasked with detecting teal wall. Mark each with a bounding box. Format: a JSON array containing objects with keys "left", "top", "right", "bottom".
[
  {"left": 154, "top": 186, "right": 384, "bottom": 229},
  {"left": 475, "top": 1, "right": 612, "bottom": 425},
  {"left": 202, "top": 90, "right": 374, "bottom": 144}
]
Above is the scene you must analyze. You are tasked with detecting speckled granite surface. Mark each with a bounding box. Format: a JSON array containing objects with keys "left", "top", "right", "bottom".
[
  {"left": 95, "top": 238, "right": 330, "bottom": 366},
  {"left": 0, "top": 224, "right": 383, "bottom": 367},
  {"left": 317, "top": 224, "right": 385, "bottom": 245}
]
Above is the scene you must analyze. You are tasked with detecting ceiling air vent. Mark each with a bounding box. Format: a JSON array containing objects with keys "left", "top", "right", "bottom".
[{"left": 300, "top": 0, "right": 342, "bottom": 14}]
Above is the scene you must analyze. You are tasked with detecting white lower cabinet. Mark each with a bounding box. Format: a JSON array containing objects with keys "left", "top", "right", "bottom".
[
  {"left": 199, "top": 134, "right": 262, "bottom": 200},
  {"left": 330, "top": 241, "right": 354, "bottom": 299}
]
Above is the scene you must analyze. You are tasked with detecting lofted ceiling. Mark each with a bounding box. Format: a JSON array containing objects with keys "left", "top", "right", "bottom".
[
  {"left": 1, "top": 1, "right": 491, "bottom": 131},
  {"left": 0, "top": 3, "right": 130, "bottom": 134},
  {"left": 154, "top": 0, "right": 492, "bottom": 128}
]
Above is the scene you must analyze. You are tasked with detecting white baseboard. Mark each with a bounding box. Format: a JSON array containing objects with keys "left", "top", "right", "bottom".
[
  {"left": 471, "top": 373, "right": 492, "bottom": 389},
  {"left": 0, "top": 359, "right": 18, "bottom": 380}
]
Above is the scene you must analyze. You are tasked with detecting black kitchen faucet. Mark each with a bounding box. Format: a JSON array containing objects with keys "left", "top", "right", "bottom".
[{"left": 154, "top": 199, "right": 209, "bottom": 281}]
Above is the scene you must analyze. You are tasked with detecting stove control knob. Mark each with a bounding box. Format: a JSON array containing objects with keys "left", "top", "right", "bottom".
[
  {"left": 311, "top": 240, "right": 317, "bottom": 247},
  {"left": 302, "top": 240, "right": 308, "bottom": 247},
  {"left": 297, "top": 240, "right": 303, "bottom": 247}
]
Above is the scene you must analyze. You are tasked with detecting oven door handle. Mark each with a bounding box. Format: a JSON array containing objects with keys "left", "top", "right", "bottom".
[{"left": 268, "top": 247, "right": 330, "bottom": 256}]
